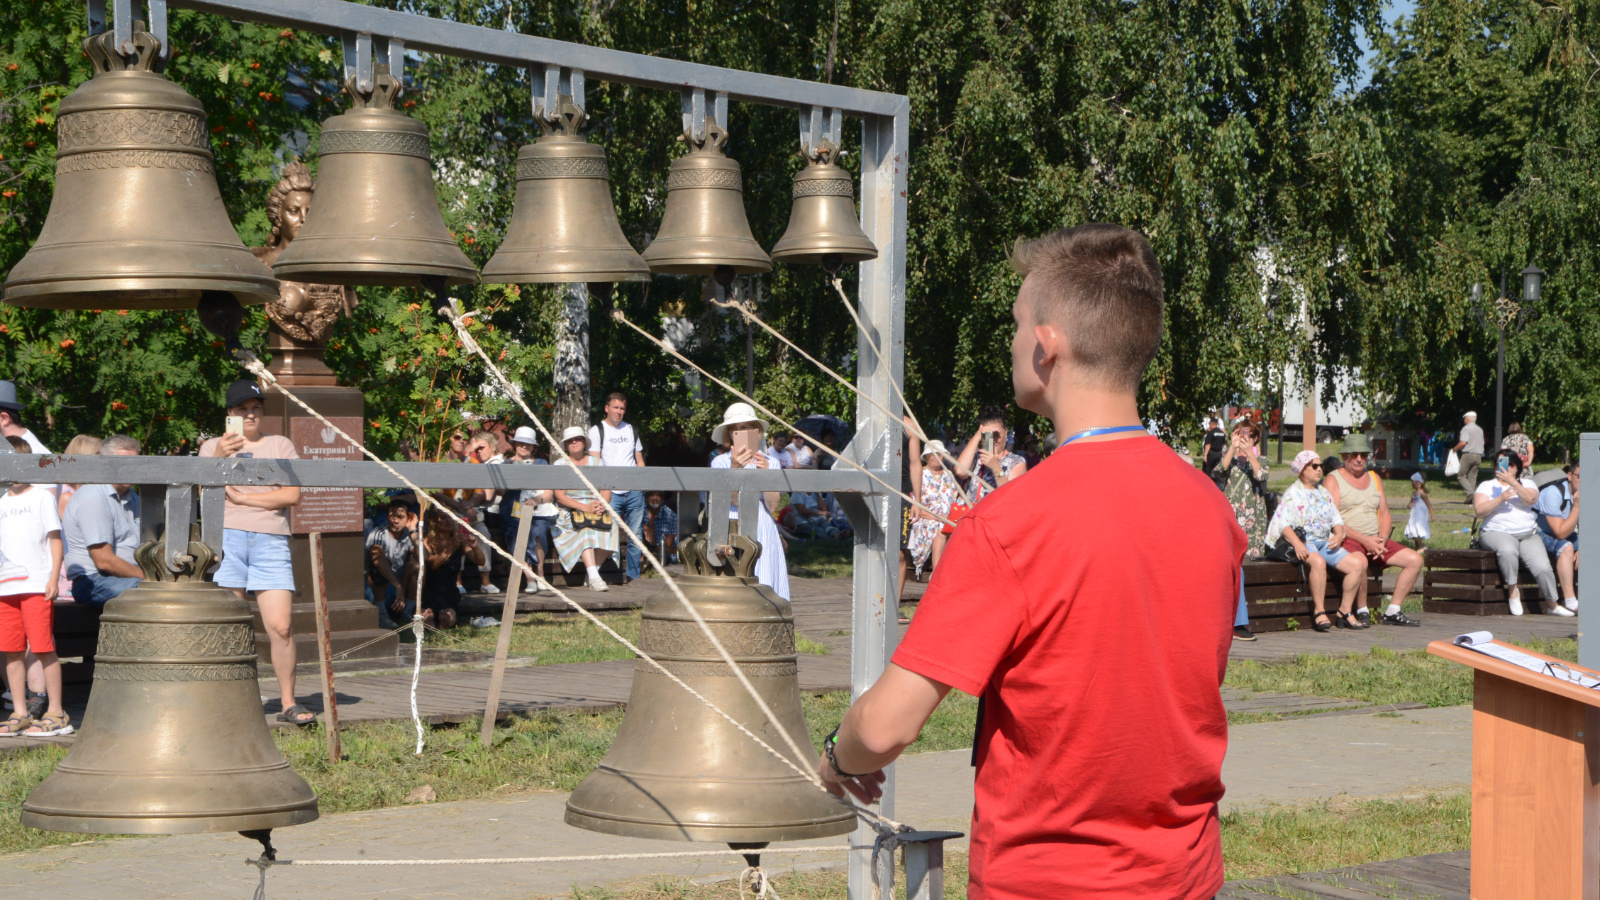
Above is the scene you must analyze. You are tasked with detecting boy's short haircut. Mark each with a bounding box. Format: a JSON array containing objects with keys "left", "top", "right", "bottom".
[
  {"left": 99, "top": 434, "right": 141, "bottom": 455},
  {"left": 386, "top": 499, "right": 415, "bottom": 517},
  {"left": 1010, "top": 223, "right": 1165, "bottom": 392},
  {"left": 5, "top": 435, "right": 29, "bottom": 454},
  {"left": 605, "top": 392, "right": 627, "bottom": 406}
]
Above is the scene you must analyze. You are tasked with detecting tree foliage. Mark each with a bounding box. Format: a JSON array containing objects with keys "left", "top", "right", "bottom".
[{"left": 0, "top": 0, "right": 1591, "bottom": 456}]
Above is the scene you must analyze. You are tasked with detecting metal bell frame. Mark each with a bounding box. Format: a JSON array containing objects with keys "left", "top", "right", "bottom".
[{"left": 5, "top": 1, "right": 915, "bottom": 896}]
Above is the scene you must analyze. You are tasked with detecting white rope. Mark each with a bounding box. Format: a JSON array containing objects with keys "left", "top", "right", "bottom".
[
  {"left": 612, "top": 310, "right": 951, "bottom": 528},
  {"left": 251, "top": 846, "right": 845, "bottom": 867},
  {"left": 829, "top": 274, "right": 929, "bottom": 452},
  {"left": 235, "top": 351, "right": 906, "bottom": 839},
  {"left": 436, "top": 303, "right": 910, "bottom": 837},
  {"left": 409, "top": 613, "right": 424, "bottom": 755},
  {"left": 741, "top": 865, "right": 781, "bottom": 899}
]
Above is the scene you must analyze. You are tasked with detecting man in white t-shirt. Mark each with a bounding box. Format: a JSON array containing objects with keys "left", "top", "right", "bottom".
[
  {"left": 588, "top": 393, "right": 647, "bottom": 582},
  {"left": 0, "top": 434, "right": 69, "bottom": 736}
]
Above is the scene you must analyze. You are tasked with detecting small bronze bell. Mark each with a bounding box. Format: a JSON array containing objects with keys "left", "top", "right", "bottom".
[
  {"left": 21, "top": 538, "right": 317, "bottom": 834},
  {"left": 641, "top": 118, "right": 771, "bottom": 276},
  {"left": 272, "top": 64, "right": 477, "bottom": 287},
  {"left": 481, "top": 94, "right": 648, "bottom": 284},
  {"left": 770, "top": 143, "right": 877, "bottom": 269},
  {"left": 566, "top": 534, "right": 853, "bottom": 843},
  {"left": 3, "top": 23, "right": 278, "bottom": 310}
]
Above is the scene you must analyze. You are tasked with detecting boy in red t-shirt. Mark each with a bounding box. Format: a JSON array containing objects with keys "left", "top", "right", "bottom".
[
  {"left": 0, "top": 435, "right": 71, "bottom": 736},
  {"left": 818, "top": 224, "right": 1246, "bottom": 900}
]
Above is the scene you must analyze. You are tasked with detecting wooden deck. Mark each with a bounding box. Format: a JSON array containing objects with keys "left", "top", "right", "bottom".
[{"left": 1221, "top": 850, "right": 1469, "bottom": 899}]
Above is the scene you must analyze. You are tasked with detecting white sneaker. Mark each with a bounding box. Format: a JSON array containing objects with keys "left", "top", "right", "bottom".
[
  {"left": 1565, "top": 597, "right": 1580, "bottom": 612},
  {"left": 588, "top": 575, "right": 609, "bottom": 592},
  {"left": 1508, "top": 587, "right": 1524, "bottom": 616},
  {"left": 1545, "top": 603, "right": 1576, "bottom": 617},
  {"left": 469, "top": 616, "right": 500, "bottom": 628}
]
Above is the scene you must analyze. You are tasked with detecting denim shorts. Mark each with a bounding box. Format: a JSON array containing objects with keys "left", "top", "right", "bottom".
[
  {"left": 215, "top": 529, "right": 296, "bottom": 593},
  {"left": 1541, "top": 531, "right": 1576, "bottom": 557},
  {"left": 1306, "top": 538, "right": 1349, "bottom": 567}
]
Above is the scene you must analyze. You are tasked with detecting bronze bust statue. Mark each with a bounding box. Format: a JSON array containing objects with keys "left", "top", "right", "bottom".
[{"left": 253, "top": 160, "right": 357, "bottom": 346}]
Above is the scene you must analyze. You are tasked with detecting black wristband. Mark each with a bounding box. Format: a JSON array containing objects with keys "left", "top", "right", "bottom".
[{"left": 824, "top": 726, "right": 870, "bottom": 779}]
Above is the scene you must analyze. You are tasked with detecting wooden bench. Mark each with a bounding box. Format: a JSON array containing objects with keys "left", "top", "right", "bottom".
[
  {"left": 1242, "top": 560, "right": 1385, "bottom": 633},
  {"left": 1422, "top": 548, "right": 1545, "bottom": 616},
  {"left": 52, "top": 599, "right": 103, "bottom": 684}
]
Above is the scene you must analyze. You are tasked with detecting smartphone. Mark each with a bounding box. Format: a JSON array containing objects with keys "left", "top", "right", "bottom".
[
  {"left": 733, "top": 429, "right": 763, "bottom": 457},
  {"left": 980, "top": 432, "right": 996, "bottom": 455},
  {"left": 1497, "top": 456, "right": 1510, "bottom": 475},
  {"left": 225, "top": 415, "right": 245, "bottom": 436}
]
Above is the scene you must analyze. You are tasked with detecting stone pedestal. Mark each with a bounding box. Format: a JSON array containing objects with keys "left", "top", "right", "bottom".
[{"left": 256, "top": 326, "right": 397, "bottom": 664}]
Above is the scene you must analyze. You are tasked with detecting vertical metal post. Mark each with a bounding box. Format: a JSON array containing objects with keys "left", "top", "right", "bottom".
[
  {"left": 848, "top": 106, "right": 910, "bottom": 900},
  {"left": 1580, "top": 434, "right": 1598, "bottom": 670},
  {"left": 901, "top": 832, "right": 962, "bottom": 900}
]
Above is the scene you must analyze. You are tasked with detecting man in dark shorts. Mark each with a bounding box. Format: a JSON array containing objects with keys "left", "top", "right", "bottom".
[
  {"left": 1202, "top": 416, "right": 1227, "bottom": 475},
  {"left": 818, "top": 224, "right": 1245, "bottom": 900}
]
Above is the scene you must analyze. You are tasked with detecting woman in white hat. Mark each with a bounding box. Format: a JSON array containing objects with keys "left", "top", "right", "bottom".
[
  {"left": 551, "top": 426, "right": 619, "bottom": 591},
  {"left": 907, "top": 440, "right": 958, "bottom": 575},
  {"left": 709, "top": 403, "right": 790, "bottom": 599},
  {"left": 507, "top": 426, "right": 558, "bottom": 588}
]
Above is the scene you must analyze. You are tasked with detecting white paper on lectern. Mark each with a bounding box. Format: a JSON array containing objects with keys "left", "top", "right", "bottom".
[{"left": 1454, "top": 631, "right": 1600, "bottom": 689}]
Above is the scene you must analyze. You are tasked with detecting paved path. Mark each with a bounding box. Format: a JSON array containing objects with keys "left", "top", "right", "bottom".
[
  {"left": 0, "top": 705, "right": 1473, "bottom": 898},
  {"left": 1221, "top": 851, "right": 1470, "bottom": 899}
]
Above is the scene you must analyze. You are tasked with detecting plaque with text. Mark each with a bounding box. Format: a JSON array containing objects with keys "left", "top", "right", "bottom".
[{"left": 289, "top": 416, "right": 364, "bottom": 534}]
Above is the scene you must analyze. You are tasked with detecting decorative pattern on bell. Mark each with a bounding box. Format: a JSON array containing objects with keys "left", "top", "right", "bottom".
[
  {"left": 2, "top": 23, "right": 278, "bottom": 310},
  {"left": 272, "top": 64, "right": 478, "bottom": 287},
  {"left": 641, "top": 118, "right": 772, "bottom": 276},
  {"left": 21, "top": 538, "right": 318, "bottom": 834},
  {"left": 566, "top": 535, "right": 853, "bottom": 842},
  {"left": 770, "top": 143, "right": 877, "bottom": 269},
  {"left": 481, "top": 95, "right": 648, "bottom": 284}
]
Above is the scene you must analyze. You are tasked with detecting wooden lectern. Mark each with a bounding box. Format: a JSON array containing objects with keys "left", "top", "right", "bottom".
[{"left": 1427, "top": 639, "right": 1600, "bottom": 900}]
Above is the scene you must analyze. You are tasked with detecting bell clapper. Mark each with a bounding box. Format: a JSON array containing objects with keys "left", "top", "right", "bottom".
[{"left": 241, "top": 828, "right": 276, "bottom": 862}]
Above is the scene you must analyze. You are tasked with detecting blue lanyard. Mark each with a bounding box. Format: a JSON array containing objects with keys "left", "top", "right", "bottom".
[{"left": 1060, "top": 425, "right": 1147, "bottom": 446}]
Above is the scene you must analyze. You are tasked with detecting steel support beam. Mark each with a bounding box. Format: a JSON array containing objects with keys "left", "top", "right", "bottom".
[{"left": 1581, "top": 434, "right": 1597, "bottom": 669}]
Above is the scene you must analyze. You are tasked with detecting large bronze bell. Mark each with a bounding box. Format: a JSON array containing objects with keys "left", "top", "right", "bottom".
[
  {"left": 21, "top": 538, "right": 317, "bottom": 834},
  {"left": 3, "top": 24, "right": 278, "bottom": 310},
  {"left": 481, "top": 95, "right": 648, "bottom": 284},
  {"left": 566, "top": 534, "right": 853, "bottom": 843},
  {"left": 641, "top": 118, "right": 771, "bottom": 276},
  {"left": 272, "top": 64, "right": 477, "bottom": 288},
  {"left": 770, "top": 144, "right": 877, "bottom": 269}
]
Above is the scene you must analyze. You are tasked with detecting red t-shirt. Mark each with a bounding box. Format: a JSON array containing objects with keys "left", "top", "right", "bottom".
[{"left": 892, "top": 435, "right": 1245, "bottom": 900}]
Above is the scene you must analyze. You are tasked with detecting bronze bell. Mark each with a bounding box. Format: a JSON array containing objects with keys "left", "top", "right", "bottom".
[
  {"left": 770, "top": 144, "right": 877, "bottom": 270},
  {"left": 3, "top": 23, "right": 278, "bottom": 310},
  {"left": 641, "top": 118, "right": 771, "bottom": 276},
  {"left": 272, "top": 64, "right": 477, "bottom": 288},
  {"left": 21, "top": 537, "right": 317, "bottom": 834},
  {"left": 481, "top": 95, "right": 648, "bottom": 284},
  {"left": 566, "top": 534, "right": 853, "bottom": 843}
]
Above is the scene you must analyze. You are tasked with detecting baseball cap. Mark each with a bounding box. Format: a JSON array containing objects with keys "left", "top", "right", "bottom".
[{"left": 225, "top": 379, "right": 265, "bottom": 409}]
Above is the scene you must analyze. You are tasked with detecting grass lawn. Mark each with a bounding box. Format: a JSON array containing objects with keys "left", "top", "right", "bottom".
[
  {"left": 427, "top": 610, "right": 833, "bottom": 662},
  {"left": 1225, "top": 636, "right": 1577, "bottom": 709},
  {"left": 566, "top": 793, "right": 1470, "bottom": 898}
]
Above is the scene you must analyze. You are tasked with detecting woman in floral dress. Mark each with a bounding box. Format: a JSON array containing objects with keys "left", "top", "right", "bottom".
[
  {"left": 908, "top": 440, "right": 958, "bottom": 574},
  {"left": 1212, "top": 419, "right": 1269, "bottom": 553}
]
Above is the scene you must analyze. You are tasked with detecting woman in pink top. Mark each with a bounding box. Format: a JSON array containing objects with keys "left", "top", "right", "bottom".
[{"left": 199, "top": 380, "right": 307, "bottom": 725}]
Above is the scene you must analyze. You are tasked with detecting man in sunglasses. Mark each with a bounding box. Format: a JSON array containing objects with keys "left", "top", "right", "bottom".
[{"left": 1324, "top": 433, "right": 1424, "bottom": 626}]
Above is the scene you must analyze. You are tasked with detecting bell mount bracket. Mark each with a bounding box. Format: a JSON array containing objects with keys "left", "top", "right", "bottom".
[
  {"left": 87, "top": 0, "right": 170, "bottom": 62},
  {"left": 799, "top": 105, "right": 844, "bottom": 165},
  {"left": 534, "top": 65, "right": 588, "bottom": 136},
  {"left": 341, "top": 31, "right": 406, "bottom": 107},
  {"left": 680, "top": 87, "right": 730, "bottom": 151}
]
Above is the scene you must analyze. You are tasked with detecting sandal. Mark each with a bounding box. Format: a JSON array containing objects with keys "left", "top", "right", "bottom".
[
  {"left": 1334, "top": 610, "right": 1366, "bottom": 630},
  {"left": 277, "top": 704, "right": 316, "bottom": 727},
  {"left": 23, "top": 713, "right": 72, "bottom": 736},
  {"left": 1311, "top": 612, "right": 1333, "bottom": 633},
  {"left": 0, "top": 712, "right": 32, "bottom": 736}
]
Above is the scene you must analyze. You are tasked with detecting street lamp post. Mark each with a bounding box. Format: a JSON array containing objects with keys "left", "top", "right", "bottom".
[{"left": 1474, "top": 264, "right": 1544, "bottom": 450}]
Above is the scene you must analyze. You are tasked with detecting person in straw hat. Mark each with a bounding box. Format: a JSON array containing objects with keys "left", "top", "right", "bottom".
[
  {"left": 709, "top": 402, "right": 789, "bottom": 599},
  {"left": 907, "top": 439, "right": 958, "bottom": 575},
  {"left": 1324, "top": 431, "right": 1423, "bottom": 626},
  {"left": 551, "top": 426, "right": 618, "bottom": 592}
]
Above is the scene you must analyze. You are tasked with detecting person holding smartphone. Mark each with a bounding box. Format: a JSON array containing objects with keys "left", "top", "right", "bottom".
[
  {"left": 198, "top": 380, "right": 309, "bottom": 726},
  {"left": 955, "top": 406, "right": 1028, "bottom": 505},
  {"left": 709, "top": 403, "right": 789, "bottom": 599},
  {"left": 1474, "top": 448, "right": 1567, "bottom": 616}
]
